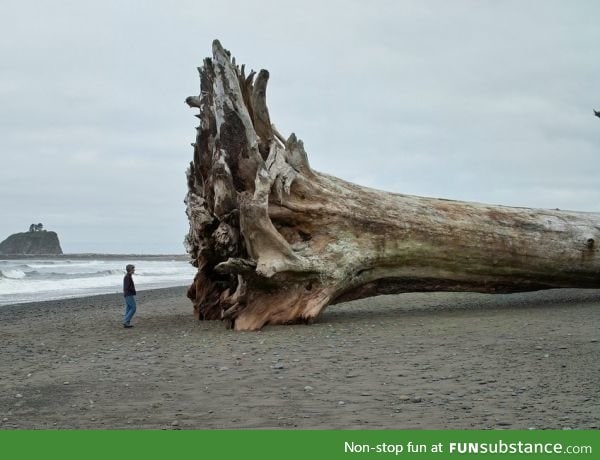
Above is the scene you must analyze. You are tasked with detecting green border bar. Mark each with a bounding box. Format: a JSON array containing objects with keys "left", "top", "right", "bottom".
[{"left": 0, "top": 430, "right": 597, "bottom": 460}]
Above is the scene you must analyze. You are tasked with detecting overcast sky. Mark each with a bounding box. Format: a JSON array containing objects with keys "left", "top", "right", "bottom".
[{"left": 1, "top": 1, "right": 599, "bottom": 253}]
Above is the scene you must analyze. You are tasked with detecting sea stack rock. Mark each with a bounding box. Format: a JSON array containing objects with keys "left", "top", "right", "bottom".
[{"left": 0, "top": 225, "right": 63, "bottom": 255}]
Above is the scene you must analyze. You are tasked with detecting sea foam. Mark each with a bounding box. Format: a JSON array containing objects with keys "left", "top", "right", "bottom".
[{"left": 0, "top": 256, "right": 196, "bottom": 306}]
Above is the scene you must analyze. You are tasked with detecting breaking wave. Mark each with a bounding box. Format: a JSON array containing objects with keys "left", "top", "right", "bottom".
[{"left": 0, "top": 257, "right": 196, "bottom": 306}]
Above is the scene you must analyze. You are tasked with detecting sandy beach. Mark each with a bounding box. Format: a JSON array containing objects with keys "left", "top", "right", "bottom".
[{"left": 0, "top": 287, "right": 598, "bottom": 430}]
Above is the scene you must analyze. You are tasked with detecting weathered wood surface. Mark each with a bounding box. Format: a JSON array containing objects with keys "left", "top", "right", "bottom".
[{"left": 184, "top": 40, "right": 600, "bottom": 330}]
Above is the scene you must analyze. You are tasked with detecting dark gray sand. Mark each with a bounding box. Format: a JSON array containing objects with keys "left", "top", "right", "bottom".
[{"left": 1, "top": 287, "right": 598, "bottom": 429}]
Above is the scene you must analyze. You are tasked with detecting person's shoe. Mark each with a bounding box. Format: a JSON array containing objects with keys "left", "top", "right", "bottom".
[{"left": 123, "top": 324, "right": 134, "bottom": 328}]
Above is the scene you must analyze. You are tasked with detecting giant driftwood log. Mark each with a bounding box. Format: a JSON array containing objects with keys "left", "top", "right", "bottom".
[{"left": 184, "top": 40, "right": 600, "bottom": 331}]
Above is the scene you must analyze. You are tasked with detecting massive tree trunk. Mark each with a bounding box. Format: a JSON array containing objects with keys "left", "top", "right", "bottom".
[{"left": 184, "top": 40, "right": 600, "bottom": 331}]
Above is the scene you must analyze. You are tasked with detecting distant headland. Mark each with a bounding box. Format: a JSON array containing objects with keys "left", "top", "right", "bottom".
[{"left": 0, "top": 223, "right": 63, "bottom": 255}]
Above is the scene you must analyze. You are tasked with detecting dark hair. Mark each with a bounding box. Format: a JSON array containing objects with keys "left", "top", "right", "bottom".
[{"left": 126, "top": 264, "right": 135, "bottom": 273}]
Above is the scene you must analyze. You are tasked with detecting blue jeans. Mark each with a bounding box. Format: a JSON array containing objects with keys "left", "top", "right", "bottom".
[{"left": 123, "top": 295, "right": 137, "bottom": 325}]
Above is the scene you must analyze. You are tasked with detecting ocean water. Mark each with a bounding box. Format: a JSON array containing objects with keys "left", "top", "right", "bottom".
[{"left": 0, "top": 256, "right": 197, "bottom": 306}]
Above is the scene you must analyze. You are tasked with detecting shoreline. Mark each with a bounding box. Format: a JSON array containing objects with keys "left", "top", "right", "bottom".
[
  {"left": 0, "top": 256, "right": 195, "bottom": 307},
  {"left": 0, "top": 283, "right": 192, "bottom": 310},
  {"left": 0, "top": 254, "right": 189, "bottom": 260},
  {"left": 1, "top": 287, "right": 598, "bottom": 429}
]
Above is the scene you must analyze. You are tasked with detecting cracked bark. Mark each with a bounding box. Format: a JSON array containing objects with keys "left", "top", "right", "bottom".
[{"left": 184, "top": 40, "right": 600, "bottom": 331}]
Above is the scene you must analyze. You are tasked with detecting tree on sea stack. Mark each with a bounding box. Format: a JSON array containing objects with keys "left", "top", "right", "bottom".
[{"left": 184, "top": 40, "right": 600, "bottom": 331}]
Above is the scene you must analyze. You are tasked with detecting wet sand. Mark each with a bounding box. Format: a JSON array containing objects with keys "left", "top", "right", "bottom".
[{"left": 1, "top": 287, "right": 598, "bottom": 429}]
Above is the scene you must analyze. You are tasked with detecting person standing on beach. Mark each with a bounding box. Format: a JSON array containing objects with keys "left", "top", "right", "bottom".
[{"left": 123, "top": 264, "right": 137, "bottom": 328}]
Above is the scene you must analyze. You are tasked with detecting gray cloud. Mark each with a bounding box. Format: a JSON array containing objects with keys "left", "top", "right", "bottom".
[{"left": 1, "top": 0, "right": 599, "bottom": 253}]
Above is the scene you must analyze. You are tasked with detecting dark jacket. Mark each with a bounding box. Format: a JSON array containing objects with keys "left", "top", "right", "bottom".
[{"left": 123, "top": 273, "right": 136, "bottom": 297}]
